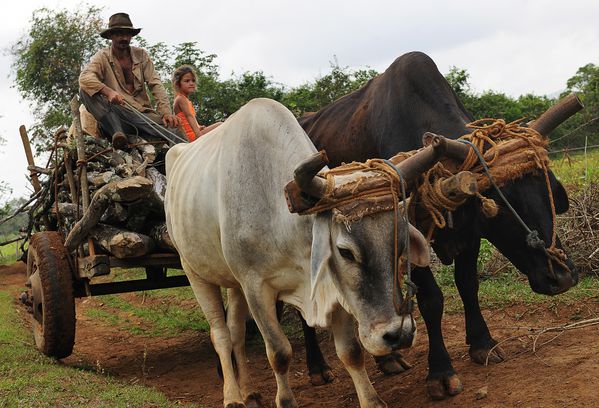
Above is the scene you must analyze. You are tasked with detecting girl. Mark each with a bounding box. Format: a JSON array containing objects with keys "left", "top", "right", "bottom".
[{"left": 172, "top": 65, "right": 221, "bottom": 142}]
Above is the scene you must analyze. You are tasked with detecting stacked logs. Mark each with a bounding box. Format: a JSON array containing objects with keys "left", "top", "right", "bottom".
[{"left": 28, "top": 114, "right": 175, "bottom": 260}]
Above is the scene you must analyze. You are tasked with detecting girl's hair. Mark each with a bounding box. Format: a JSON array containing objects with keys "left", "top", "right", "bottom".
[{"left": 172, "top": 65, "right": 197, "bottom": 92}]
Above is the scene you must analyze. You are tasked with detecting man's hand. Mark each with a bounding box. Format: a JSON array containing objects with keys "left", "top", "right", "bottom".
[
  {"left": 103, "top": 87, "right": 125, "bottom": 105},
  {"left": 162, "top": 114, "right": 181, "bottom": 128}
]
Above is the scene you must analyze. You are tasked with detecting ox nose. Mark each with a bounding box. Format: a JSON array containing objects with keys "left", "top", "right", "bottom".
[
  {"left": 552, "top": 263, "right": 578, "bottom": 294},
  {"left": 382, "top": 319, "right": 415, "bottom": 350},
  {"left": 534, "top": 259, "right": 578, "bottom": 295}
]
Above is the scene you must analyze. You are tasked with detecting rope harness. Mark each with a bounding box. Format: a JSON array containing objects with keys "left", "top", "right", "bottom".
[
  {"left": 292, "top": 118, "right": 573, "bottom": 317},
  {"left": 298, "top": 159, "right": 416, "bottom": 315},
  {"left": 411, "top": 119, "right": 570, "bottom": 277}
]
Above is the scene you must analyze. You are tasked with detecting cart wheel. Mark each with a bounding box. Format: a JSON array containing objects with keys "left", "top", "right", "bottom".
[{"left": 27, "top": 231, "right": 76, "bottom": 359}]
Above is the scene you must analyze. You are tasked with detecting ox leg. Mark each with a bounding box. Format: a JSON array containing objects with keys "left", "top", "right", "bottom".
[
  {"left": 331, "top": 306, "right": 386, "bottom": 408},
  {"left": 454, "top": 240, "right": 506, "bottom": 364},
  {"left": 244, "top": 288, "right": 297, "bottom": 408},
  {"left": 299, "top": 313, "right": 335, "bottom": 385},
  {"left": 227, "top": 288, "right": 263, "bottom": 408},
  {"left": 412, "top": 266, "right": 463, "bottom": 400},
  {"left": 186, "top": 273, "right": 245, "bottom": 408}
]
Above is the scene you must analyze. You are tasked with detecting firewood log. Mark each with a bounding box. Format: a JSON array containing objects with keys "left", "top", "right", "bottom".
[
  {"left": 149, "top": 222, "right": 176, "bottom": 252},
  {"left": 87, "top": 171, "right": 122, "bottom": 188},
  {"left": 64, "top": 176, "right": 154, "bottom": 251},
  {"left": 90, "top": 223, "right": 155, "bottom": 258},
  {"left": 146, "top": 167, "right": 167, "bottom": 202}
]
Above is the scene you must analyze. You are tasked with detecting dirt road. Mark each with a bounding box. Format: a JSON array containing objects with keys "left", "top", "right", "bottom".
[{"left": 3, "top": 261, "right": 598, "bottom": 407}]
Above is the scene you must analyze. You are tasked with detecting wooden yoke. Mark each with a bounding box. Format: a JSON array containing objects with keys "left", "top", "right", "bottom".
[
  {"left": 530, "top": 93, "right": 584, "bottom": 136},
  {"left": 389, "top": 134, "right": 447, "bottom": 180},
  {"left": 439, "top": 172, "right": 477, "bottom": 202}
]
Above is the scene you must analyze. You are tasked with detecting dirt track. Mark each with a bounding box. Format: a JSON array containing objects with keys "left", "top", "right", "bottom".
[{"left": 3, "top": 261, "right": 598, "bottom": 407}]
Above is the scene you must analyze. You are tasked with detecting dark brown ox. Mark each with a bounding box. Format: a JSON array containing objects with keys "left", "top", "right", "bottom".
[{"left": 297, "top": 51, "right": 580, "bottom": 399}]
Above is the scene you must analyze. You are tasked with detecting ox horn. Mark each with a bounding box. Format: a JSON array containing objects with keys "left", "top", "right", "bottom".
[
  {"left": 529, "top": 93, "right": 584, "bottom": 137},
  {"left": 294, "top": 150, "right": 330, "bottom": 198},
  {"left": 393, "top": 134, "right": 449, "bottom": 181}
]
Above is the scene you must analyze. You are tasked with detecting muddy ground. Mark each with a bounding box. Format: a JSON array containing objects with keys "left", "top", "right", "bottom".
[{"left": 2, "top": 261, "right": 598, "bottom": 407}]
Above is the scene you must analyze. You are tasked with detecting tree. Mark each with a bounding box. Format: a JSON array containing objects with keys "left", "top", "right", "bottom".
[
  {"left": 564, "top": 63, "right": 599, "bottom": 107},
  {"left": 0, "top": 198, "right": 28, "bottom": 236},
  {"left": 216, "top": 72, "right": 285, "bottom": 118},
  {"left": 282, "top": 59, "right": 378, "bottom": 117},
  {"left": 10, "top": 6, "right": 104, "bottom": 151},
  {"left": 445, "top": 66, "right": 471, "bottom": 101},
  {"left": 444, "top": 67, "right": 554, "bottom": 133},
  {"left": 0, "top": 135, "right": 11, "bottom": 219},
  {"left": 558, "top": 63, "right": 599, "bottom": 148}
]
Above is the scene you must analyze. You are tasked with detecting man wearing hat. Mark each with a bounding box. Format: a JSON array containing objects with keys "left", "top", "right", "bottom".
[{"left": 79, "top": 13, "right": 182, "bottom": 148}]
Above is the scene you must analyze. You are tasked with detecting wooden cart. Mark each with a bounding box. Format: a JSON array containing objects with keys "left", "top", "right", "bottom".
[{"left": 21, "top": 97, "right": 189, "bottom": 359}]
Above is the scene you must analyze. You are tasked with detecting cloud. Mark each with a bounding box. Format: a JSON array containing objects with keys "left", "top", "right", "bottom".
[{"left": 1, "top": 0, "right": 598, "bottom": 197}]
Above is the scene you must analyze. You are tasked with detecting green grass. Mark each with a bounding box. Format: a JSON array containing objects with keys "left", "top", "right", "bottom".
[
  {"left": 550, "top": 148, "right": 599, "bottom": 185},
  {"left": 434, "top": 264, "right": 599, "bottom": 314},
  {"left": 110, "top": 268, "right": 197, "bottom": 302},
  {"left": 0, "top": 239, "right": 24, "bottom": 266},
  {"left": 84, "top": 268, "right": 208, "bottom": 337},
  {"left": 0, "top": 291, "right": 187, "bottom": 407}
]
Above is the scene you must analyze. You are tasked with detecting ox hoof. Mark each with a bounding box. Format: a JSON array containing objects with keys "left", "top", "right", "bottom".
[
  {"left": 245, "top": 392, "right": 264, "bottom": 408},
  {"left": 375, "top": 351, "right": 413, "bottom": 375},
  {"left": 364, "top": 395, "right": 387, "bottom": 408},
  {"left": 225, "top": 402, "right": 246, "bottom": 408},
  {"left": 309, "top": 366, "right": 335, "bottom": 386},
  {"left": 426, "top": 374, "right": 463, "bottom": 400},
  {"left": 470, "top": 345, "right": 506, "bottom": 365},
  {"left": 277, "top": 397, "right": 298, "bottom": 408}
]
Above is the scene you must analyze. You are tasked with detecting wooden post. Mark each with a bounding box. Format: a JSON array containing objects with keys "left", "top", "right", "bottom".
[
  {"left": 70, "top": 97, "right": 90, "bottom": 210},
  {"left": 70, "top": 95, "right": 96, "bottom": 258},
  {"left": 19, "top": 125, "right": 42, "bottom": 192},
  {"left": 63, "top": 151, "right": 78, "bottom": 207},
  {"left": 20, "top": 125, "right": 53, "bottom": 230}
]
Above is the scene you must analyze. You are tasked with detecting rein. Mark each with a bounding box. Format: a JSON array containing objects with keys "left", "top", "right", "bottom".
[
  {"left": 122, "top": 100, "right": 189, "bottom": 144},
  {"left": 383, "top": 159, "right": 416, "bottom": 316}
]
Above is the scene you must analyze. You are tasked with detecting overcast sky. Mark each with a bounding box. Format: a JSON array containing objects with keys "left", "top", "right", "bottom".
[{"left": 1, "top": 0, "right": 598, "bottom": 199}]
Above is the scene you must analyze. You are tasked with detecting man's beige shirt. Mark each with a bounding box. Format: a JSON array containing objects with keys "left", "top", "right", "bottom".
[{"left": 79, "top": 46, "right": 172, "bottom": 118}]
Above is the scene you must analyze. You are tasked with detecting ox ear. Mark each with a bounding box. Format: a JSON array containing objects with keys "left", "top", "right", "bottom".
[
  {"left": 310, "top": 213, "right": 333, "bottom": 300},
  {"left": 549, "top": 172, "right": 569, "bottom": 214},
  {"left": 407, "top": 224, "right": 430, "bottom": 267}
]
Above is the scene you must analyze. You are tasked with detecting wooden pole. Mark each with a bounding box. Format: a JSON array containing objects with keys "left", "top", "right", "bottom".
[
  {"left": 530, "top": 93, "right": 584, "bottom": 137},
  {"left": 19, "top": 125, "right": 42, "bottom": 192},
  {"left": 70, "top": 95, "right": 95, "bottom": 257}
]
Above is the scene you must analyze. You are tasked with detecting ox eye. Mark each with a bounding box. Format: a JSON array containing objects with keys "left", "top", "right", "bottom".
[{"left": 338, "top": 248, "right": 356, "bottom": 262}]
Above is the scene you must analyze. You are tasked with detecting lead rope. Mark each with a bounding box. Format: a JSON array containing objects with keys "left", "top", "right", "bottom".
[
  {"left": 122, "top": 100, "right": 190, "bottom": 144},
  {"left": 457, "top": 139, "right": 570, "bottom": 277},
  {"left": 383, "top": 160, "right": 416, "bottom": 316}
]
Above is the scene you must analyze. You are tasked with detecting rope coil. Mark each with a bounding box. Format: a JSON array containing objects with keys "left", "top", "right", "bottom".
[{"left": 412, "top": 119, "right": 549, "bottom": 229}]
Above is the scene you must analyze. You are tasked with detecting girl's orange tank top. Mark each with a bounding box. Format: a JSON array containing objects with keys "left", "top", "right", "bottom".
[{"left": 176, "top": 94, "right": 198, "bottom": 142}]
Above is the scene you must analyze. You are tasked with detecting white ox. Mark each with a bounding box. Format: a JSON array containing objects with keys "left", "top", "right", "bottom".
[{"left": 165, "top": 98, "right": 431, "bottom": 408}]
